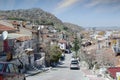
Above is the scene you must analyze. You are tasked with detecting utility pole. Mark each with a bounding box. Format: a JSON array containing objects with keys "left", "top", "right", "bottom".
[
  {"left": 37, "top": 26, "right": 40, "bottom": 52},
  {"left": 37, "top": 25, "right": 44, "bottom": 52}
]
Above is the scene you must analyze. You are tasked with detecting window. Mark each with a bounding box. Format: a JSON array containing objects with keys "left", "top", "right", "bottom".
[
  {"left": 13, "top": 65, "right": 19, "bottom": 73},
  {"left": 0, "top": 63, "right": 3, "bottom": 72},
  {"left": 6, "top": 65, "right": 10, "bottom": 73},
  {"left": 7, "top": 64, "right": 16, "bottom": 73}
]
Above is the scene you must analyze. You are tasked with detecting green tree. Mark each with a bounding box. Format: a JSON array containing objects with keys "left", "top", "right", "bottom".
[
  {"left": 50, "top": 45, "right": 62, "bottom": 63},
  {"left": 45, "top": 45, "right": 62, "bottom": 67},
  {"left": 73, "top": 35, "right": 80, "bottom": 58}
]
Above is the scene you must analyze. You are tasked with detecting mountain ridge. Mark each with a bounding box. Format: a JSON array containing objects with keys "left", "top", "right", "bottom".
[{"left": 0, "top": 8, "right": 83, "bottom": 32}]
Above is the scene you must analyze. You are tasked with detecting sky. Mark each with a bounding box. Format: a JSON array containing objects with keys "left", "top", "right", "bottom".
[{"left": 0, "top": 0, "right": 120, "bottom": 27}]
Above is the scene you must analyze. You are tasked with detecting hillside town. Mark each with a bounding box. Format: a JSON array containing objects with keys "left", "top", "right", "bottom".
[
  {"left": 0, "top": 19, "right": 120, "bottom": 80},
  {"left": 1, "top": 0, "right": 120, "bottom": 79}
]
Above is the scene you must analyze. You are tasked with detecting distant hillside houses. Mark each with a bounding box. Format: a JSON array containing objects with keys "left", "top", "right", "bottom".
[{"left": 90, "top": 31, "right": 112, "bottom": 41}]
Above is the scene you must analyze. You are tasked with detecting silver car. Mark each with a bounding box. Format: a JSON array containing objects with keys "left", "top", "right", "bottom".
[{"left": 70, "top": 59, "right": 80, "bottom": 70}]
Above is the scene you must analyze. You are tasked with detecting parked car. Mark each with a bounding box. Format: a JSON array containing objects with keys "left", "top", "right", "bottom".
[
  {"left": 0, "top": 62, "right": 26, "bottom": 80},
  {"left": 70, "top": 59, "right": 80, "bottom": 70}
]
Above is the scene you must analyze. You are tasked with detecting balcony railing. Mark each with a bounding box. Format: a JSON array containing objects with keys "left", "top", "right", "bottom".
[{"left": 113, "top": 45, "right": 120, "bottom": 55}]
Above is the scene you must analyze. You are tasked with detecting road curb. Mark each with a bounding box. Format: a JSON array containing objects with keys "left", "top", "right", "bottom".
[{"left": 25, "top": 68, "right": 50, "bottom": 77}]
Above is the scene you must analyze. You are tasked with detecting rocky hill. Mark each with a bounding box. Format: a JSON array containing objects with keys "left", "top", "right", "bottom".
[
  {"left": 0, "top": 8, "right": 83, "bottom": 32},
  {"left": 64, "top": 22, "right": 84, "bottom": 33},
  {"left": 0, "top": 8, "right": 63, "bottom": 30}
]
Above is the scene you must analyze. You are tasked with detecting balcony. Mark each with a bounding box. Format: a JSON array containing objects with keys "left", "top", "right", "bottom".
[{"left": 113, "top": 45, "right": 120, "bottom": 56}]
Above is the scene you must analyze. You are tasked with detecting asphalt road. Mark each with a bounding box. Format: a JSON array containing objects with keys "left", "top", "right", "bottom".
[{"left": 26, "top": 53, "right": 89, "bottom": 80}]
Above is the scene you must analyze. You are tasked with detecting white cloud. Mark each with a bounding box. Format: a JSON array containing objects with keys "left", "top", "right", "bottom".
[
  {"left": 85, "top": 0, "right": 120, "bottom": 8},
  {"left": 57, "top": 0, "right": 79, "bottom": 9},
  {"left": 84, "top": 0, "right": 120, "bottom": 13},
  {"left": 53, "top": 0, "right": 82, "bottom": 14},
  {"left": 85, "top": 0, "right": 102, "bottom": 8}
]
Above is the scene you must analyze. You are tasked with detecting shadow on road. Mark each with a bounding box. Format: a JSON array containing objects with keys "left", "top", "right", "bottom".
[
  {"left": 58, "top": 62, "right": 65, "bottom": 65},
  {"left": 56, "top": 65, "right": 69, "bottom": 68}
]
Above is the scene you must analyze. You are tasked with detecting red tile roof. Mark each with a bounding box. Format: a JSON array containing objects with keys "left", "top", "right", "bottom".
[
  {"left": 108, "top": 67, "right": 120, "bottom": 79},
  {"left": 0, "top": 24, "right": 16, "bottom": 31},
  {"left": 16, "top": 36, "right": 31, "bottom": 41}
]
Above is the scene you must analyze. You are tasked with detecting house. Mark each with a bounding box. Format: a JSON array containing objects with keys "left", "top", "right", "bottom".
[
  {"left": 0, "top": 21, "right": 35, "bottom": 67},
  {"left": 111, "top": 33, "right": 120, "bottom": 45},
  {"left": 0, "top": 24, "right": 17, "bottom": 57},
  {"left": 59, "top": 31, "right": 67, "bottom": 40},
  {"left": 0, "top": 26, "right": 15, "bottom": 54},
  {"left": 111, "top": 34, "right": 120, "bottom": 55},
  {"left": 107, "top": 67, "right": 120, "bottom": 79},
  {"left": 0, "top": 24, "right": 16, "bottom": 33},
  {"left": 58, "top": 39, "right": 67, "bottom": 50}
]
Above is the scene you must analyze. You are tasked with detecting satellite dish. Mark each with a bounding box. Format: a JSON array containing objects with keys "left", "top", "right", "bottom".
[
  {"left": 38, "top": 26, "right": 40, "bottom": 30},
  {"left": 1, "top": 31, "right": 8, "bottom": 40}
]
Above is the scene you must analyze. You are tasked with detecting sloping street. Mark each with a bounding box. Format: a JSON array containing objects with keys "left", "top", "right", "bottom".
[{"left": 26, "top": 53, "right": 89, "bottom": 80}]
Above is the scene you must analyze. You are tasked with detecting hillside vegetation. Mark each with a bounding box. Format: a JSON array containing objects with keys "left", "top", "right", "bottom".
[
  {"left": 0, "top": 8, "right": 83, "bottom": 33},
  {"left": 64, "top": 22, "right": 84, "bottom": 33}
]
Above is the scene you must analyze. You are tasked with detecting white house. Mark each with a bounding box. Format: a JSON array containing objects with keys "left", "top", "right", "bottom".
[{"left": 58, "top": 39, "right": 67, "bottom": 50}]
